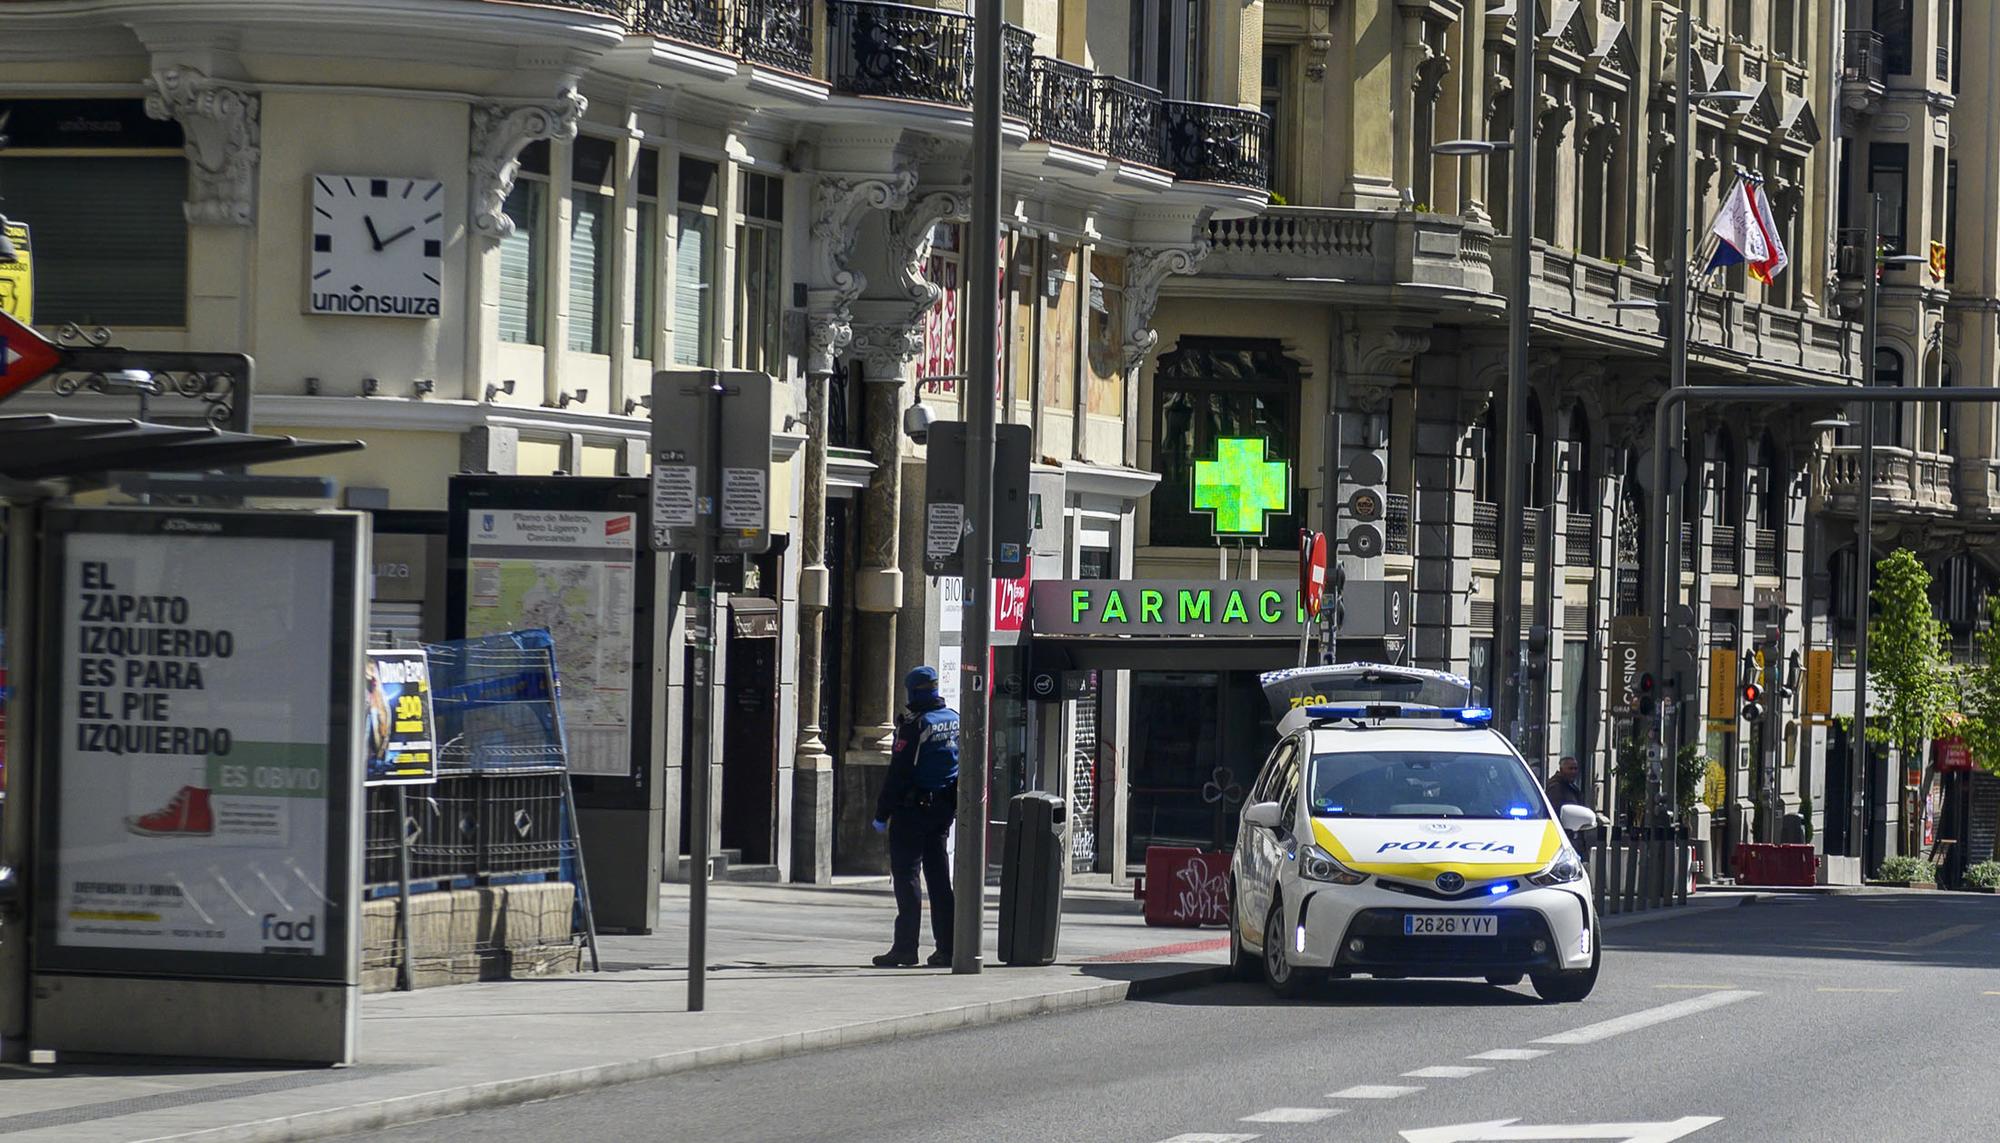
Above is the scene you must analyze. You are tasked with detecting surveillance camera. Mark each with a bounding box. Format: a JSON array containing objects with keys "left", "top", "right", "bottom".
[{"left": 903, "top": 400, "right": 935, "bottom": 445}]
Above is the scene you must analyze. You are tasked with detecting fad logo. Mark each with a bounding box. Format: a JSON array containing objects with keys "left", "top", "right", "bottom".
[
  {"left": 1374, "top": 839, "right": 1518, "bottom": 855},
  {"left": 261, "top": 913, "right": 318, "bottom": 944}
]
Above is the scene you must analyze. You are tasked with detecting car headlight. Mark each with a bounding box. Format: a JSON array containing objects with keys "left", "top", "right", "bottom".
[
  {"left": 1301, "top": 844, "right": 1367, "bottom": 885},
  {"left": 1528, "top": 847, "right": 1586, "bottom": 886}
]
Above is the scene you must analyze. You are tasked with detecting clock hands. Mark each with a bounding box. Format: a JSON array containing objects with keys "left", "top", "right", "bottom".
[{"left": 363, "top": 216, "right": 417, "bottom": 252}]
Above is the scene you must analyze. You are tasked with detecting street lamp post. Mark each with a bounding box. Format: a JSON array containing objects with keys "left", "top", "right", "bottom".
[
  {"left": 1491, "top": 0, "right": 1537, "bottom": 743},
  {"left": 1851, "top": 197, "right": 1929, "bottom": 862}
]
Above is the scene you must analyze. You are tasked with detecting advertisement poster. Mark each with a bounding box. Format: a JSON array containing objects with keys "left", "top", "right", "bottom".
[
  {"left": 54, "top": 531, "right": 335, "bottom": 956},
  {"left": 464, "top": 509, "right": 635, "bottom": 777},
  {"left": 364, "top": 649, "right": 436, "bottom": 786}
]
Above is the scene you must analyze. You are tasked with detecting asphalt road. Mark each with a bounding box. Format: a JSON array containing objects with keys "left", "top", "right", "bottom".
[{"left": 353, "top": 891, "right": 2000, "bottom": 1143}]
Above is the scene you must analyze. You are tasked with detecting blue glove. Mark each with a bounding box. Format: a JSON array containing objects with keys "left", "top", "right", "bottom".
[{"left": 871, "top": 818, "right": 888, "bottom": 834}]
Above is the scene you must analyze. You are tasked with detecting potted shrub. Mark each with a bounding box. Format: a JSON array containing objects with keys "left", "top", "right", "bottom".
[
  {"left": 1873, "top": 853, "right": 1939, "bottom": 889},
  {"left": 1961, "top": 861, "right": 2000, "bottom": 894}
]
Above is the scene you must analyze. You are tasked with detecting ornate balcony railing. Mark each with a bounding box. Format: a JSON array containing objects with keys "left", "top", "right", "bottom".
[
  {"left": 1002, "top": 25, "right": 1035, "bottom": 120},
  {"left": 1160, "top": 99, "right": 1269, "bottom": 189},
  {"left": 1826, "top": 445, "right": 1958, "bottom": 514},
  {"left": 1680, "top": 522, "right": 1694, "bottom": 572},
  {"left": 1754, "top": 529, "right": 1779, "bottom": 577},
  {"left": 827, "top": 0, "right": 974, "bottom": 105},
  {"left": 738, "top": 0, "right": 814, "bottom": 73},
  {"left": 1029, "top": 56, "right": 1097, "bottom": 150},
  {"left": 1522, "top": 507, "right": 1542, "bottom": 560},
  {"left": 633, "top": 0, "right": 725, "bottom": 48},
  {"left": 1094, "top": 75, "right": 1163, "bottom": 167},
  {"left": 1563, "top": 512, "right": 1594, "bottom": 566},
  {"left": 1473, "top": 501, "right": 1499, "bottom": 560},
  {"left": 1712, "top": 524, "right": 1739, "bottom": 576},
  {"left": 1937, "top": 44, "right": 1951, "bottom": 82},
  {"left": 1385, "top": 492, "right": 1411, "bottom": 556},
  {"left": 1841, "top": 29, "right": 1885, "bottom": 88}
]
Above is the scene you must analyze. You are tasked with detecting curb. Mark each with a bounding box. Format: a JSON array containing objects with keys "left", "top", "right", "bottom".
[
  {"left": 137, "top": 964, "right": 1225, "bottom": 1143},
  {"left": 1598, "top": 894, "right": 1753, "bottom": 930}
]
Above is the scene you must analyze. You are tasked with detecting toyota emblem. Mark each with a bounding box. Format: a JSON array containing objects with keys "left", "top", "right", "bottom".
[{"left": 1434, "top": 871, "right": 1465, "bottom": 893}]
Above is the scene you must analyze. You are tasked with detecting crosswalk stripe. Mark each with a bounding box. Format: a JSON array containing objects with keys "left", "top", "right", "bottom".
[
  {"left": 1242, "top": 1108, "right": 1345, "bottom": 1123},
  {"left": 1403, "top": 1065, "right": 1492, "bottom": 1079},
  {"left": 1533, "top": 990, "right": 1760, "bottom": 1045},
  {"left": 1328, "top": 1084, "right": 1424, "bottom": 1099},
  {"left": 1469, "top": 1048, "right": 1550, "bottom": 1061},
  {"left": 1154, "top": 1135, "right": 1260, "bottom": 1143}
]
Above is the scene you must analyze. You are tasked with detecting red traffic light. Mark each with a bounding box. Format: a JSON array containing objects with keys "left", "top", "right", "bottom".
[
  {"left": 1638, "top": 673, "right": 1656, "bottom": 694},
  {"left": 1742, "top": 682, "right": 1762, "bottom": 704}
]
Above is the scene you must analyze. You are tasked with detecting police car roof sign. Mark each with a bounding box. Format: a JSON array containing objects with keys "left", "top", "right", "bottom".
[{"left": 0, "top": 310, "right": 61, "bottom": 406}]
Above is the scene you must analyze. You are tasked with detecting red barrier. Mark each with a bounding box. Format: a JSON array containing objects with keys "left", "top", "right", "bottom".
[
  {"left": 1135, "top": 846, "right": 1232, "bottom": 927},
  {"left": 1733, "top": 842, "right": 1819, "bottom": 886}
]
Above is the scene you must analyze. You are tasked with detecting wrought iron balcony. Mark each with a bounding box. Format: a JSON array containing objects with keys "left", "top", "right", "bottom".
[
  {"left": 1754, "top": 529, "right": 1779, "bottom": 577},
  {"left": 1385, "top": 492, "right": 1411, "bottom": 556},
  {"left": 1937, "top": 44, "right": 1951, "bottom": 82},
  {"left": 1003, "top": 25, "right": 1036, "bottom": 120},
  {"left": 1841, "top": 29, "right": 1885, "bottom": 88},
  {"left": 1711, "top": 524, "right": 1739, "bottom": 576},
  {"left": 1029, "top": 56, "right": 1097, "bottom": 150},
  {"left": 1094, "top": 75, "right": 1164, "bottom": 167},
  {"left": 1563, "top": 512, "right": 1594, "bottom": 567},
  {"left": 827, "top": 0, "right": 974, "bottom": 105},
  {"left": 627, "top": 0, "right": 814, "bottom": 73},
  {"left": 1160, "top": 99, "right": 1269, "bottom": 189},
  {"left": 1473, "top": 501, "right": 1499, "bottom": 560},
  {"left": 1522, "top": 507, "right": 1541, "bottom": 560}
]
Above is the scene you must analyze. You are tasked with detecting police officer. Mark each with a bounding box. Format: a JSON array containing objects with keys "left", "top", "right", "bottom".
[{"left": 871, "top": 666, "right": 958, "bottom": 968}]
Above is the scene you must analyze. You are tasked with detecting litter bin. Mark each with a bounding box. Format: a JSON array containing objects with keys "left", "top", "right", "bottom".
[{"left": 998, "top": 791, "right": 1065, "bottom": 965}]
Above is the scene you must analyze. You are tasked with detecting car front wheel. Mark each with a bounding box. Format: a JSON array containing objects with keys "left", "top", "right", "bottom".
[
  {"left": 1263, "top": 901, "right": 1312, "bottom": 999},
  {"left": 1227, "top": 881, "right": 1260, "bottom": 981},
  {"left": 1531, "top": 942, "right": 1599, "bottom": 1003}
]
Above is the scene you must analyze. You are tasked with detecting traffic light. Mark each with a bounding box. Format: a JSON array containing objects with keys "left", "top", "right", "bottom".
[
  {"left": 1342, "top": 448, "right": 1387, "bottom": 559},
  {"left": 1328, "top": 561, "right": 1347, "bottom": 631},
  {"left": 1740, "top": 681, "right": 1764, "bottom": 723},
  {"left": 1637, "top": 672, "right": 1658, "bottom": 717}
]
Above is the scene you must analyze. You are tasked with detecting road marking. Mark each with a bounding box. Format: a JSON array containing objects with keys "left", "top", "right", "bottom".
[
  {"left": 1404, "top": 1065, "right": 1491, "bottom": 1079},
  {"left": 1531, "top": 990, "right": 1760, "bottom": 1046},
  {"left": 1242, "top": 1108, "right": 1345, "bottom": 1123},
  {"left": 1899, "top": 923, "right": 1981, "bottom": 948},
  {"left": 1468, "top": 1048, "right": 1549, "bottom": 1061},
  {"left": 1653, "top": 983, "right": 1735, "bottom": 990},
  {"left": 1330, "top": 1084, "right": 1425, "bottom": 1099},
  {"left": 1816, "top": 987, "right": 1902, "bottom": 994},
  {"left": 1400, "top": 1117, "right": 1724, "bottom": 1142},
  {"left": 1155, "top": 1135, "right": 1260, "bottom": 1143}
]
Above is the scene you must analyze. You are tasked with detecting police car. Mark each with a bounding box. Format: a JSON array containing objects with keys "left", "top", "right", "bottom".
[{"left": 1228, "top": 690, "right": 1599, "bottom": 1002}]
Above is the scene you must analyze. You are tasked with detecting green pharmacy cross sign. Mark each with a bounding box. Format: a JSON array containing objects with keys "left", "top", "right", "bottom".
[{"left": 1192, "top": 436, "right": 1291, "bottom": 538}]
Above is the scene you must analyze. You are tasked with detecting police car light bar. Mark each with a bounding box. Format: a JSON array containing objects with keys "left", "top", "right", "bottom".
[{"left": 1305, "top": 704, "right": 1494, "bottom": 726}]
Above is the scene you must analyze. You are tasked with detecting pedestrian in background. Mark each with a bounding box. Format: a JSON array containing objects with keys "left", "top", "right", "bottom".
[
  {"left": 1545, "top": 754, "right": 1599, "bottom": 859},
  {"left": 871, "top": 666, "right": 958, "bottom": 968}
]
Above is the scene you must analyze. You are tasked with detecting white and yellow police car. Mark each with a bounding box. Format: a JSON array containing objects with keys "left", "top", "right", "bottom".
[{"left": 1227, "top": 700, "right": 1599, "bottom": 1002}]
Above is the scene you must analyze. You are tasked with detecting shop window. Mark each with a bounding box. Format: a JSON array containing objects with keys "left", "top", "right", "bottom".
[
  {"left": 498, "top": 141, "right": 549, "bottom": 346},
  {"left": 1148, "top": 338, "right": 1301, "bottom": 548},
  {"left": 0, "top": 99, "right": 190, "bottom": 328},
  {"left": 568, "top": 136, "right": 616, "bottom": 355},
  {"left": 674, "top": 157, "right": 720, "bottom": 367},
  {"left": 732, "top": 170, "right": 784, "bottom": 376}
]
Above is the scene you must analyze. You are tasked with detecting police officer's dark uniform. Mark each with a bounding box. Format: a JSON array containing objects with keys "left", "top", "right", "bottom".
[{"left": 872, "top": 666, "right": 958, "bottom": 968}]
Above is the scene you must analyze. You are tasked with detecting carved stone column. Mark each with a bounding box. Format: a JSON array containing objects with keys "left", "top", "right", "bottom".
[
  {"left": 790, "top": 371, "right": 834, "bottom": 883},
  {"left": 847, "top": 362, "right": 910, "bottom": 762}
]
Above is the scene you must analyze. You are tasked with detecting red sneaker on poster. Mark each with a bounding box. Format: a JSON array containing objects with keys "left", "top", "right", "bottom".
[{"left": 125, "top": 785, "right": 215, "bottom": 837}]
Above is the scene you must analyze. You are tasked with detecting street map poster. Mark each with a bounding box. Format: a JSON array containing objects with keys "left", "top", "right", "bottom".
[
  {"left": 463, "top": 509, "right": 635, "bottom": 777},
  {"left": 364, "top": 649, "right": 437, "bottom": 786},
  {"left": 38, "top": 510, "right": 362, "bottom": 980}
]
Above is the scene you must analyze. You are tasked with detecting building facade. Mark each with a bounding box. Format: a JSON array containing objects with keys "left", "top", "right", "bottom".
[{"left": 0, "top": 0, "right": 1271, "bottom": 890}]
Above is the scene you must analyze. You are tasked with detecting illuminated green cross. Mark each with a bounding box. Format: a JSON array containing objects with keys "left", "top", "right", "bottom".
[{"left": 1192, "top": 437, "right": 1291, "bottom": 537}]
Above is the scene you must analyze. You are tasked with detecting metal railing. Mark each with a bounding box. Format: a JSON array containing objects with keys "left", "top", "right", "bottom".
[
  {"left": 737, "top": 0, "right": 814, "bottom": 73},
  {"left": 1712, "top": 524, "right": 1739, "bottom": 576},
  {"left": 1754, "top": 528, "right": 1779, "bottom": 577},
  {"left": 628, "top": 0, "right": 813, "bottom": 72},
  {"left": 1473, "top": 501, "right": 1499, "bottom": 559},
  {"left": 1522, "top": 507, "right": 1542, "bottom": 560},
  {"left": 634, "top": 0, "right": 724, "bottom": 47},
  {"left": 1094, "top": 75, "right": 1164, "bottom": 167},
  {"left": 827, "top": 0, "right": 974, "bottom": 104},
  {"left": 1937, "top": 44, "right": 1951, "bottom": 82},
  {"left": 1564, "top": 512, "right": 1594, "bottom": 566},
  {"left": 1680, "top": 521, "right": 1694, "bottom": 572},
  {"left": 1002, "top": 25, "right": 1036, "bottom": 119},
  {"left": 1159, "top": 99, "right": 1269, "bottom": 189},
  {"left": 1385, "top": 492, "right": 1411, "bottom": 556},
  {"left": 1029, "top": 56, "right": 1097, "bottom": 150},
  {"left": 1842, "top": 28, "right": 1885, "bottom": 87}
]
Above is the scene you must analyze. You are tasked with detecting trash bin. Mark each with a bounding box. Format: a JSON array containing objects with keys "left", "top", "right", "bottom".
[{"left": 998, "top": 791, "right": 1065, "bottom": 966}]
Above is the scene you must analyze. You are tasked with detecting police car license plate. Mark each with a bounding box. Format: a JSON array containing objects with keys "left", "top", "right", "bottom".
[{"left": 1403, "top": 913, "right": 1497, "bottom": 937}]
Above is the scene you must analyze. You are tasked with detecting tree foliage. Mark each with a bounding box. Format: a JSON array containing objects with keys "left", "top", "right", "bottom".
[
  {"left": 1866, "top": 549, "right": 1954, "bottom": 758},
  {"left": 1957, "top": 597, "right": 2000, "bottom": 776}
]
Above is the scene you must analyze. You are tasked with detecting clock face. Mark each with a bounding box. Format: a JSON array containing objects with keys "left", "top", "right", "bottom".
[{"left": 307, "top": 175, "right": 445, "bottom": 318}]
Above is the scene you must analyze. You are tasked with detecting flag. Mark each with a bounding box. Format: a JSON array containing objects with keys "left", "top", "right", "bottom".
[
  {"left": 1746, "top": 181, "right": 1788, "bottom": 284},
  {"left": 1703, "top": 180, "right": 1769, "bottom": 276}
]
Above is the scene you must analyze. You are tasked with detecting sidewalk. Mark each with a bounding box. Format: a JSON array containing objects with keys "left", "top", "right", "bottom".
[{"left": 0, "top": 881, "right": 1227, "bottom": 1143}]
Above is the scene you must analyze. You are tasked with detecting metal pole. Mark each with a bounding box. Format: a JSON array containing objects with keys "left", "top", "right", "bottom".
[
  {"left": 953, "top": 0, "right": 1003, "bottom": 975},
  {"left": 395, "top": 786, "right": 413, "bottom": 992},
  {"left": 1853, "top": 196, "right": 1879, "bottom": 862},
  {"left": 1494, "top": 0, "right": 1536, "bottom": 740},
  {"left": 1322, "top": 408, "right": 1343, "bottom": 666},
  {"left": 0, "top": 506, "right": 38, "bottom": 1062},
  {"left": 686, "top": 369, "right": 724, "bottom": 1010}
]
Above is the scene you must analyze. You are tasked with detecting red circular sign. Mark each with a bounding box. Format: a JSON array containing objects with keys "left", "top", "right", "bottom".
[{"left": 1303, "top": 531, "right": 1328, "bottom": 617}]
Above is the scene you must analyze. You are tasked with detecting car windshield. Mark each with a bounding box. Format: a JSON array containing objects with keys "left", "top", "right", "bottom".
[{"left": 1308, "top": 750, "right": 1546, "bottom": 820}]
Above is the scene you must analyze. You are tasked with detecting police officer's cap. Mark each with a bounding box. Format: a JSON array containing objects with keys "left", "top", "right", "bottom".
[{"left": 905, "top": 665, "right": 939, "bottom": 692}]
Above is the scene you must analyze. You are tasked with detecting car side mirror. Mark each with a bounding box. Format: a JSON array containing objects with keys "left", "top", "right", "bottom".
[
  {"left": 1244, "top": 801, "right": 1284, "bottom": 831},
  {"left": 1558, "top": 804, "right": 1597, "bottom": 833}
]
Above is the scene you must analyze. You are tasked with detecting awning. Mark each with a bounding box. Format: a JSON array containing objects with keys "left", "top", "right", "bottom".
[{"left": 0, "top": 414, "right": 364, "bottom": 486}]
